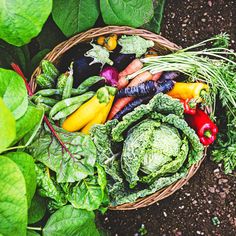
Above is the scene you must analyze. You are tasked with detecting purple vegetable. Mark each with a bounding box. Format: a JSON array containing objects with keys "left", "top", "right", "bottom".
[
  {"left": 99, "top": 66, "right": 119, "bottom": 87},
  {"left": 113, "top": 96, "right": 152, "bottom": 120},
  {"left": 158, "top": 71, "right": 180, "bottom": 83},
  {"left": 110, "top": 53, "right": 136, "bottom": 71},
  {"left": 117, "top": 80, "right": 174, "bottom": 98}
]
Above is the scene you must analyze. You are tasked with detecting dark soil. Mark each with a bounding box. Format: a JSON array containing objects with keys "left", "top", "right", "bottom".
[{"left": 99, "top": 1, "right": 236, "bottom": 235}]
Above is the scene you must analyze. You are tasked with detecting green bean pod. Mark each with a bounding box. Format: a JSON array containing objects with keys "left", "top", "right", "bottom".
[
  {"left": 49, "top": 91, "right": 95, "bottom": 119},
  {"left": 62, "top": 69, "right": 73, "bottom": 99},
  {"left": 52, "top": 104, "right": 81, "bottom": 120},
  {"left": 33, "top": 95, "right": 58, "bottom": 106},
  {"left": 37, "top": 103, "right": 51, "bottom": 115},
  {"left": 35, "top": 89, "right": 62, "bottom": 97},
  {"left": 41, "top": 60, "right": 59, "bottom": 80},
  {"left": 74, "top": 76, "right": 104, "bottom": 95}
]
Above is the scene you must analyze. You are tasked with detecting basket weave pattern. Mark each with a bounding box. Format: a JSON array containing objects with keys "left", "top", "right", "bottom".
[{"left": 30, "top": 26, "right": 206, "bottom": 211}]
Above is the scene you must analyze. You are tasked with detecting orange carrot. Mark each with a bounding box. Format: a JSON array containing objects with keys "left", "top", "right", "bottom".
[
  {"left": 117, "top": 59, "right": 143, "bottom": 89},
  {"left": 151, "top": 72, "right": 162, "bottom": 81},
  {"left": 108, "top": 71, "right": 153, "bottom": 120}
]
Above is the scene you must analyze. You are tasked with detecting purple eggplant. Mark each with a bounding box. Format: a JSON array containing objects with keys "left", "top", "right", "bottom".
[
  {"left": 99, "top": 66, "right": 119, "bottom": 87},
  {"left": 110, "top": 53, "right": 135, "bottom": 71}
]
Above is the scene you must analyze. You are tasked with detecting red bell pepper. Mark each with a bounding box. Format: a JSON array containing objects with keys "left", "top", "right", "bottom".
[
  {"left": 185, "top": 108, "right": 218, "bottom": 146},
  {"left": 180, "top": 99, "right": 197, "bottom": 115}
]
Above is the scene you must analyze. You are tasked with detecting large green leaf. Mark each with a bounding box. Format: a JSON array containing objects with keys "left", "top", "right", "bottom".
[
  {"left": 52, "top": 0, "right": 100, "bottom": 37},
  {"left": 14, "top": 104, "right": 44, "bottom": 145},
  {"left": 27, "top": 125, "right": 97, "bottom": 183},
  {"left": 0, "top": 155, "right": 27, "bottom": 236},
  {"left": 100, "top": 0, "right": 154, "bottom": 27},
  {"left": 142, "top": 0, "right": 166, "bottom": 33},
  {"left": 28, "top": 194, "right": 47, "bottom": 224},
  {"left": 6, "top": 152, "right": 37, "bottom": 207},
  {"left": 68, "top": 177, "right": 103, "bottom": 211},
  {"left": 0, "top": 68, "right": 28, "bottom": 120},
  {"left": 43, "top": 205, "right": 99, "bottom": 236},
  {"left": 0, "top": 97, "right": 15, "bottom": 153},
  {"left": 27, "top": 231, "right": 40, "bottom": 236},
  {"left": 0, "top": 0, "right": 52, "bottom": 46}
]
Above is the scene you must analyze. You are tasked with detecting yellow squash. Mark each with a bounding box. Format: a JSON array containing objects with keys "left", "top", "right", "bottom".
[
  {"left": 81, "top": 95, "right": 115, "bottom": 134},
  {"left": 62, "top": 95, "right": 107, "bottom": 132}
]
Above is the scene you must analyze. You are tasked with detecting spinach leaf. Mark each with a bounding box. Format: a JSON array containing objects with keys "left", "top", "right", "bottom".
[
  {"left": 6, "top": 152, "right": 37, "bottom": 207},
  {"left": 0, "top": 68, "right": 28, "bottom": 120},
  {"left": 52, "top": 0, "right": 100, "bottom": 37},
  {"left": 0, "top": 156, "right": 27, "bottom": 236},
  {"left": 14, "top": 104, "right": 44, "bottom": 145},
  {"left": 100, "top": 0, "right": 154, "bottom": 27},
  {"left": 0, "top": 0, "right": 52, "bottom": 46},
  {"left": 35, "top": 163, "right": 67, "bottom": 211},
  {"left": 0, "top": 97, "right": 15, "bottom": 153},
  {"left": 28, "top": 194, "right": 47, "bottom": 224},
  {"left": 142, "top": 0, "right": 166, "bottom": 33},
  {"left": 28, "top": 124, "right": 97, "bottom": 183},
  {"left": 43, "top": 205, "right": 99, "bottom": 236}
]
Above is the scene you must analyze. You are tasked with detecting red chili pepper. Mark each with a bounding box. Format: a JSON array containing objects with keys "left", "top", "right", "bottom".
[
  {"left": 185, "top": 108, "right": 218, "bottom": 146},
  {"left": 180, "top": 99, "right": 197, "bottom": 115}
]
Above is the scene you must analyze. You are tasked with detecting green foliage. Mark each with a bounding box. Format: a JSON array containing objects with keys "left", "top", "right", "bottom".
[
  {"left": 0, "top": 156, "right": 27, "bottom": 236},
  {"left": 14, "top": 104, "right": 44, "bottom": 145},
  {"left": 100, "top": 0, "right": 154, "bottom": 27},
  {"left": 28, "top": 194, "right": 47, "bottom": 224},
  {"left": 143, "top": 0, "right": 166, "bottom": 33},
  {"left": 43, "top": 205, "right": 99, "bottom": 236},
  {"left": 52, "top": 0, "right": 100, "bottom": 37},
  {"left": 0, "top": 68, "right": 28, "bottom": 120},
  {"left": 0, "top": 0, "right": 52, "bottom": 46},
  {"left": 0, "top": 98, "right": 15, "bottom": 153},
  {"left": 28, "top": 124, "right": 97, "bottom": 183}
]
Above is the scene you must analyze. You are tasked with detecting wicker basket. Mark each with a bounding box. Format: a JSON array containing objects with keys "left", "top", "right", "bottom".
[{"left": 30, "top": 26, "right": 207, "bottom": 211}]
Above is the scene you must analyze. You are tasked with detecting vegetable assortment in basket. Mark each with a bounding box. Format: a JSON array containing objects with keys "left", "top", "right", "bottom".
[{"left": 29, "top": 32, "right": 236, "bottom": 212}]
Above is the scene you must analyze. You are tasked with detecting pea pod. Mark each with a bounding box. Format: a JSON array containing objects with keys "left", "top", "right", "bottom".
[
  {"left": 52, "top": 104, "right": 81, "bottom": 120},
  {"left": 35, "top": 89, "right": 62, "bottom": 97},
  {"left": 36, "top": 74, "right": 54, "bottom": 88},
  {"left": 62, "top": 66, "right": 73, "bottom": 99},
  {"left": 49, "top": 91, "right": 95, "bottom": 119},
  {"left": 74, "top": 76, "right": 104, "bottom": 95},
  {"left": 33, "top": 95, "right": 58, "bottom": 106},
  {"left": 37, "top": 103, "right": 51, "bottom": 115},
  {"left": 41, "top": 60, "right": 59, "bottom": 80}
]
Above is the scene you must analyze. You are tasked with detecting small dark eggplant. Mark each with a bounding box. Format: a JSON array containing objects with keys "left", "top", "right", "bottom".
[{"left": 110, "top": 53, "right": 135, "bottom": 71}]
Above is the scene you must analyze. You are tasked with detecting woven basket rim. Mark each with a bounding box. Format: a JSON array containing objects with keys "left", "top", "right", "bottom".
[{"left": 30, "top": 26, "right": 206, "bottom": 211}]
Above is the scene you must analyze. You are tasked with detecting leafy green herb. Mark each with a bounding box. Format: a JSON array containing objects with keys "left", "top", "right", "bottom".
[
  {"left": 6, "top": 152, "right": 37, "bottom": 207},
  {"left": 43, "top": 205, "right": 99, "bottom": 236},
  {"left": 0, "top": 97, "right": 15, "bottom": 153},
  {"left": 100, "top": 0, "right": 154, "bottom": 27},
  {"left": 0, "top": 68, "right": 28, "bottom": 120},
  {"left": 28, "top": 194, "right": 47, "bottom": 224},
  {"left": 52, "top": 0, "right": 100, "bottom": 37},
  {"left": 0, "top": 155, "right": 27, "bottom": 236},
  {"left": 0, "top": 0, "right": 52, "bottom": 46}
]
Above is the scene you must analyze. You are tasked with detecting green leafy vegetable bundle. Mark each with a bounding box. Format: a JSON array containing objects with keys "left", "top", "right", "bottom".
[{"left": 91, "top": 93, "right": 204, "bottom": 206}]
